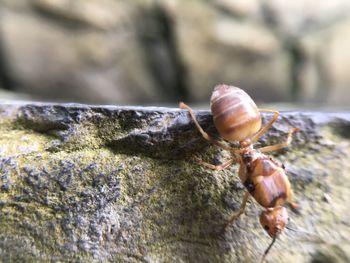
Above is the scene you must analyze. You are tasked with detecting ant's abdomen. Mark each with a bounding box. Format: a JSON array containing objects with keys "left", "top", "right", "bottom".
[{"left": 210, "top": 84, "right": 261, "bottom": 142}]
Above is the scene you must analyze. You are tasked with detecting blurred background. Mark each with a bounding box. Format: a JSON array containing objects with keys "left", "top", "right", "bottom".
[{"left": 1, "top": 0, "right": 350, "bottom": 109}]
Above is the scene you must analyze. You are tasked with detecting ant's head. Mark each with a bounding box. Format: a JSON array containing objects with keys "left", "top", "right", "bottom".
[{"left": 259, "top": 206, "right": 288, "bottom": 238}]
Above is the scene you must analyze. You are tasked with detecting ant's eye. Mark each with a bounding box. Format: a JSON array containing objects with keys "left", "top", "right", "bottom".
[
  {"left": 243, "top": 154, "right": 252, "bottom": 163},
  {"left": 264, "top": 225, "right": 270, "bottom": 231}
]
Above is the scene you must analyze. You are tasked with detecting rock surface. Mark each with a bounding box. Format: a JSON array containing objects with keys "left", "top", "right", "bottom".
[
  {"left": 2, "top": 1, "right": 350, "bottom": 106},
  {"left": 0, "top": 102, "right": 349, "bottom": 262}
]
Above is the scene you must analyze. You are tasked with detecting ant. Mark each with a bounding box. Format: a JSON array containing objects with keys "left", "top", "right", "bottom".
[{"left": 180, "top": 84, "right": 299, "bottom": 262}]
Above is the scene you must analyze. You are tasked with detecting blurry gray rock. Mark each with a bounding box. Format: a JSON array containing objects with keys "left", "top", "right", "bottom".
[
  {"left": 0, "top": 101, "right": 349, "bottom": 262},
  {"left": 33, "top": 0, "right": 129, "bottom": 30},
  {"left": 2, "top": 1, "right": 162, "bottom": 103},
  {"left": 2, "top": 0, "right": 350, "bottom": 107},
  {"left": 171, "top": 0, "right": 290, "bottom": 103},
  {"left": 170, "top": 0, "right": 350, "bottom": 106},
  {"left": 298, "top": 18, "right": 350, "bottom": 106},
  {"left": 262, "top": 0, "right": 350, "bottom": 36},
  {"left": 0, "top": 89, "right": 32, "bottom": 100},
  {"left": 262, "top": 0, "right": 350, "bottom": 107},
  {"left": 0, "top": 0, "right": 180, "bottom": 104}
]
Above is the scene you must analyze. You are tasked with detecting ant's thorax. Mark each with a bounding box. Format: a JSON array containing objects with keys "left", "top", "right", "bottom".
[
  {"left": 239, "top": 138, "right": 252, "bottom": 148},
  {"left": 238, "top": 145, "right": 265, "bottom": 165}
]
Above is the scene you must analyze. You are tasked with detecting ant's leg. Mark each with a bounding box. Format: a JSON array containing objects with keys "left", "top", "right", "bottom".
[
  {"left": 196, "top": 158, "right": 235, "bottom": 171},
  {"left": 179, "top": 102, "right": 232, "bottom": 151},
  {"left": 288, "top": 201, "right": 299, "bottom": 212},
  {"left": 287, "top": 192, "right": 299, "bottom": 213},
  {"left": 251, "top": 109, "right": 279, "bottom": 143},
  {"left": 258, "top": 128, "right": 299, "bottom": 153},
  {"left": 224, "top": 191, "right": 250, "bottom": 231}
]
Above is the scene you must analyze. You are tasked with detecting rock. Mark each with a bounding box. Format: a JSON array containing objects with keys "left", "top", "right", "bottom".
[
  {"left": 0, "top": 89, "right": 32, "bottom": 101},
  {"left": 3, "top": 0, "right": 350, "bottom": 107},
  {"left": 172, "top": 0, "right": 290, "bottom": 103},
  {"left": 213, "top": 0, "right": 260, "bottom": 18},
  {"left": 316, "top": 20, "right": 350, "bottom": 106},
  {"left": 0, "top": 102, "right": 349, "bottom": 262},
  {"left": 0, "top": 1, "right": 168, "bottom": 104},
  {"left": 258, "top": 0, "right": 350, "bottom": 107},
  {"left": 311, "top": 244, "right": 349, "bottom": 263},
  {"left": 290, "top": 17, "right": 350, "bottom": 107},
  {"left": 33, "top": 0, "right": 128, "bottom": 30},
  {"left": 262, "top": 0, "right": 350, "bottom": 36}
]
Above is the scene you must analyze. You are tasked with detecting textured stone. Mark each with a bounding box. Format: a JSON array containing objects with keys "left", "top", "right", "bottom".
[
  {"left": 33, "top": 0, "right": 128, "bottom": 30},
  {"left": 173, "top": 1, "right": 290, "bottom": 103},
  {"left": 262, "top": 0, "right": 350, "bottom": 36},
  {"left": 0, "top": 102, "right": 349, "bottom": 262},
  {"left": 2, "top": 1, "right": 350, "bottom": 106},
  {"left": 213, "top": 0, "right": 260, "bottom": 18},
  {"left": 0, "top": 1, "right": 164, "bottom": 104},
  {"left": 317, "top": 20, "right": 350, "bottom": 106},
  {"left": 289, "top": 17, "right": 350, "bottom": 107}
]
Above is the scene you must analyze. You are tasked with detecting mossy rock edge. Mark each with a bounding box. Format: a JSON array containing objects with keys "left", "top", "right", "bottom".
[{"left": 0, "top": 102, "right": 349, "bottom": 262}]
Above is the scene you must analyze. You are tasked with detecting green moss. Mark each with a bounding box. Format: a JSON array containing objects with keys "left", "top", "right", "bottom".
[{"left": 0, "top": 109, "right": 350, "bottom": 262}]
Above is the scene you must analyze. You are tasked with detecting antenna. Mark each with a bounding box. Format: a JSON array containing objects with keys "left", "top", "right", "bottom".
[{"left": 260, "top": 235, "right": 277, "bottom": 263}]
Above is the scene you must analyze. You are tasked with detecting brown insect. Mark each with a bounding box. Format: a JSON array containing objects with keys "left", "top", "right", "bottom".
[{"left": 179, "top": 84, "right": 299, "bottom": 262}]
